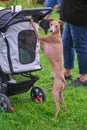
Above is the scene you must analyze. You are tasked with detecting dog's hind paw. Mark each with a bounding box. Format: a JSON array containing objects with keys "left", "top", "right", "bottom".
[
  {"left": 63, "top": 105, "right": 67, "bottom": 112},
  {"left": 55, "top": 110, "right": 60, "bottom": 119}
]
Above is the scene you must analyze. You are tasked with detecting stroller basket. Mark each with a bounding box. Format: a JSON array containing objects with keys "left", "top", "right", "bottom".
[{"left": 0, "top": 8, "right": 52, "bottom": 74}]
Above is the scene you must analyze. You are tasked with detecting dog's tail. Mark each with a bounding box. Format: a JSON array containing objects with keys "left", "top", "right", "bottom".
[
  {"left": 48, "top": 87, "right": 53, "bottom": 91},
  {"left": 48, "top": 75, "right": 66, "bottom": 92}
]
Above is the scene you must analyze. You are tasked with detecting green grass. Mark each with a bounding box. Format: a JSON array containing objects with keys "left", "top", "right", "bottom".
[
  {"left": 0, "top": 53, "right": 87, "bottom": 130},
  {"left": 0, "top": 1, "right": 87, "bottom": 130}
]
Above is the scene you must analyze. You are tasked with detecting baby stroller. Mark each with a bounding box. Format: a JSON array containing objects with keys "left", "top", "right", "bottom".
[{"left": 0, "top": 7, "right": 52, "bottom": 112}]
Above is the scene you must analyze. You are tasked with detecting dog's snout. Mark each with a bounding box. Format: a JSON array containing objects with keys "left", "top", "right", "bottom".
[{"left": 50, "top": 29, "right": 53, "bottom": 33}]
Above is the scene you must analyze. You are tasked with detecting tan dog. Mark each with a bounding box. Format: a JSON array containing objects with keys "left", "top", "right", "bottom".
[{"left": 30, "top": 18, "right": 66, "bottom": 118}]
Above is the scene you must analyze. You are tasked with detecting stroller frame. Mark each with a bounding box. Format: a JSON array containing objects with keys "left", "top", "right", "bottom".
[{"left": 0, "top": 7, "right": 52, "bottom": 112}]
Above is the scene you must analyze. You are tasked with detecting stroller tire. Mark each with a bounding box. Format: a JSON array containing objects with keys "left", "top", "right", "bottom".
[
  {"left": 30, "top": 86, "right": 46, "bottom": 102},
  {"left": 0, "top": 94, "right": 10, "bottom": 112}
]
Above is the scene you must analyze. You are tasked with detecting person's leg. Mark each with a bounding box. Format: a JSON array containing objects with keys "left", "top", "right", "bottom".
[
  {"left": 67, "top": 24, "right": 87, "bottom": 86},
  {"left": 71, "top": 24, "right": 87, "bottom": 83},
  {"left": 57, "top": 0, "right": 62, "bottom": 12},
  {"left": 62, "top": 23, "right": 75, "bottom": 78},
  {"left": 57, "top": 0, "right": 63, "bottom": 34},
  {"left": 45, "top": 0, "right": 57, "bottom": 19},
  {"left": 45, "top": 0, "right": 57, "bottom": 8}
]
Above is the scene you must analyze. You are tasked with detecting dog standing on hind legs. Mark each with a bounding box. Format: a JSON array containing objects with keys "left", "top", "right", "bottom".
[{"left": 30, "top": 18, "right": 66, "bottom": 119}]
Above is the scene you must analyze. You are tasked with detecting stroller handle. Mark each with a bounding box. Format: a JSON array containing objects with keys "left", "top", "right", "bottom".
[
  {"left": 13, "top": 7, "right": 52, "bottom": 18},
  {"left": 3, "top": 7, "right": 52, "bottom": 31}
]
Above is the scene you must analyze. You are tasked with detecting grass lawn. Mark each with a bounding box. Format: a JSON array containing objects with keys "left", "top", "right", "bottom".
[{"left": 0, "top": 1, "right": 87, "bottom": 130}]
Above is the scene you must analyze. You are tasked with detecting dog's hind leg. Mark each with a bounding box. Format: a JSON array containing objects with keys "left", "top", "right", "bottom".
[
  {"left": 52, "top": 79, "right": 60, "bottom": 119},
  {"left": 59, "top": 91, "right": 66, "bottom": 112},
  {"left": 52, "top": 89, "right": 60, "bottom": 119}
]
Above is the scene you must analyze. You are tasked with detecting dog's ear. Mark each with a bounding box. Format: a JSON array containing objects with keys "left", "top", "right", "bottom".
[
  {"left": 49, "top": 19, "right": 55, "bottom": 23},
  {"left": 58, "top": 20, "right": 64, "bottom": 25}
]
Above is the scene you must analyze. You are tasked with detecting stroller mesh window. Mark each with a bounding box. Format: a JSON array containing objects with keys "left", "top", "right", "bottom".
[{"left": 18, "top": 30, "right": 37, "bottom": 64}]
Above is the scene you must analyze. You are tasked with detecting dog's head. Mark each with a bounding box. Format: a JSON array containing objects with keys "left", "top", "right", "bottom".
[
  {"left": 39, "top": 19, "right": 62, "bottom": 34},
  {"left": 49, "top": 19, "right": 61, "bottom": 34}
]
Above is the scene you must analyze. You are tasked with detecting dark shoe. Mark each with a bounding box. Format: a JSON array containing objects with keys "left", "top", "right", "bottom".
[
  {"left": 64, "top": 75, "right": 72, "bottom": 80},
  {"left": 83, "top": 80, "right": 87, "bottom": 86},
  {"left": 68, "top": 78, "right": 87, "bottom": 86}
]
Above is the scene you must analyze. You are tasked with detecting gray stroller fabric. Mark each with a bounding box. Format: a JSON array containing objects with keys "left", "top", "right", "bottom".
[
  {"left": 0, "top": 21, "right": 41, "bottom": 74},
  {"left": 0, "top": 9, "right": 12, "bottom": 30}
]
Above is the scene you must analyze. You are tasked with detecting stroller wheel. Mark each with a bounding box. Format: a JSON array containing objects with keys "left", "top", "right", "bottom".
[
  {"left": 30, "top": 86, "right": 46, "bottom": 102},
  {"left": 0, "top": 94, "right": 10, "bottom": 112}
]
